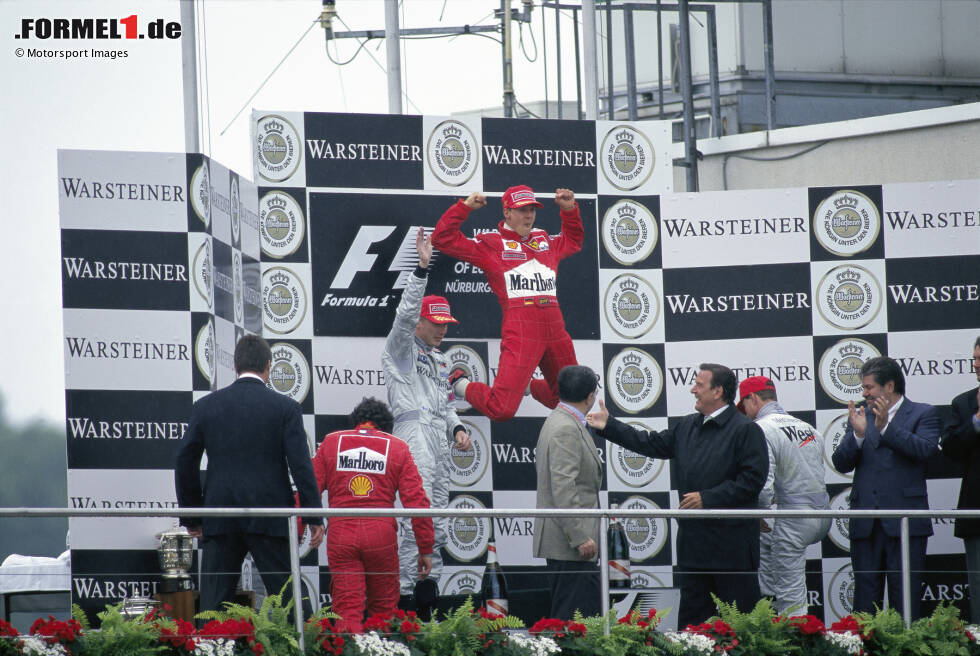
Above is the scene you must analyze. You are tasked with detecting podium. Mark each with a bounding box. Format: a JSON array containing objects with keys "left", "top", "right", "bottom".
[{"left": 154, "top": 590, "right": 197, "bottom": 623}]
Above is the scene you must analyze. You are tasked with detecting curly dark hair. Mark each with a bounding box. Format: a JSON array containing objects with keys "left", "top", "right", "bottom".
[{"left": 350, "top": 397, "right": 394, "bottom": 433}]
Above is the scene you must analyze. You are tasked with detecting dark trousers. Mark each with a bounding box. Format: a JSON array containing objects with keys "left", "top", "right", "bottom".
[
  {"left": 545, "top": 558, "right": 600, "bottom": 620},
  {"left": 200, "top": 532, "right": 308, "bottom": 616},
  {"left": 676, "top": 568, "right": 761, "bottom": 629},
  {"left": 851, "top": 523, "right": 927, "bottom": 620}
]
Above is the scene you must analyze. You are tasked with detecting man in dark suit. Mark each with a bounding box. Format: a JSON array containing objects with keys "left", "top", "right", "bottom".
[
  {"left": 175, "top": 335, "right": 325, "bottom": 613},
  {"left": 940, "top": 336, "right": 980, "bottom": 622},
  {"left": 832, "top": 355, "right": 940, "bottom": 620},
  {"left": 533, "top": 365, "right": 603, "bottom": 620},
  {"left": 587, "top": 363, "right": 768, "bottom": 628}
]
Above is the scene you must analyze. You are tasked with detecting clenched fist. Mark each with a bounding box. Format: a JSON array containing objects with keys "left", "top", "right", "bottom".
[
  {"left": 464, "top": 192, "right": 487, "bottom": 210},
  {"left": 555, "top": 188, "right": 575, "bottom": 211}
]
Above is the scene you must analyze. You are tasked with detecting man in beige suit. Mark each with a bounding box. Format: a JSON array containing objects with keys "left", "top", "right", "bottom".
[{"left": 533, "top": 364, "right": 602, "bottom": 619}]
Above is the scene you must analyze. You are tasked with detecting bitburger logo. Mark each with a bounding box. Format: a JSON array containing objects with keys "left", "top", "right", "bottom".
[
  {"left": 607, "top": 348, "right": 663, "bottom": 414},
  {"left": 262, "top": 266, "right": 307, "bottom": 334},
  {"left": 828, "top": 487, "right": 852, "bottom": 552},
  {"left": 621, "top": 495, "right": 668, "bottom": 561},
  {"left": 449, "top": 420, "right": 489, "bottom": 488},
  {"left": 818, "top": 338, "right": 881, "bottom": 404},
  {"left": 194, "top": 318, "right": 216, "bottom": 386},
  {"left": 268, "top": 342, "right": 311, "bottom": 404},
  {"left": 190, "top": 161, "right": 210, "bottom": 227},
  {"left": 813, "top": 190, "right": 880, "bottom": 257},
  {"left": 603, "top": 274, "right": 660, "bottom": 340},
  {"left": 229, "top": 176, "right": 241, "bottom": 246},
  {"left": 233, "top": 251, "right": 244, "bottom": 325},
  {"left": 192, "top": 238, "right": 213, "bottom": 309},
  {"left": 427, "top": 120, "right": 478, "bottom": 187},
  {"left": 828, "top": 562, "right": 855, "bottom": 620},
  {"left": 609, "top": 427, "right": 664, "bottom": 488},
  {"left": 259, "top": 191, "right": 305, "bottom": 259},
  {"left": 601, "top": 199, "right": 658, "bottom": 265},
  {"left": 446, "top": 494, "right": 490, "bottom": 562},
  {"left": 816, "top": 265, "right": 883, "bottom": 330},
  {"left": 255, "top": 114, "right": 301, "bottom": 183},
  {"left": 442, "top": 569, "right": 482, "bottom": 596},
  {"left": 600, "top": 125, "right": 655, "bottom": 191},
  {"left": 821, "top": 413, "right": 852, "bottom": 479},
  {"left": 444, "top": 345, "right": 489, "bottom": 411}
]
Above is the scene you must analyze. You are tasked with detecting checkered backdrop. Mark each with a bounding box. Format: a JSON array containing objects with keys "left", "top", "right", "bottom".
[{"left": 60, "top": 111, "right": 979, "bottom": 624}]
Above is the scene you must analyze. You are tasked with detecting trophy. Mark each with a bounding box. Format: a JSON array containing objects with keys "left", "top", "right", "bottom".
[{"left": 156, "top": 526, "right": 195, "bottom": 593}]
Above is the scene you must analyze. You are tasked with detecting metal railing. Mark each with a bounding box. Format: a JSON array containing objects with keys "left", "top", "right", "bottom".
[{"left": 4, "top": 506, "right": 980, "bottom": 646}]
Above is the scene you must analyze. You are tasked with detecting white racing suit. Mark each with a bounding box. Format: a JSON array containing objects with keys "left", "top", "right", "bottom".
[
  {"left": 382, "top": 268, "right": 463, "bottom": 596},
  {"left": 755, "top": 402, "right": 831, "bottom": 614}
]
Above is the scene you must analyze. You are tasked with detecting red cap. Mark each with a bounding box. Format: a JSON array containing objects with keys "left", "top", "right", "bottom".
[
  {"left": 736, "top": 376, "right": 776, "bottom": 413},
  {"left": 420, "top": 295, "right": 458, "bottom": 324},
  {"left": 502, "top": 185, "right": 543, "bottom": 209}
]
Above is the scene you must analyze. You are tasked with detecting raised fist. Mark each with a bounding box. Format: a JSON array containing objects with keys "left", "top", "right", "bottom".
[
  {"left": 464, "top": 192, "right": 487, "bottom": 210},
  {"left": 555, "top": 188, "right": 575, "bottom": 211}
]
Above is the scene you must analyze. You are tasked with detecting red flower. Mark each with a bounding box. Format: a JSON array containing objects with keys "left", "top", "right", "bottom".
[
  {"left": 789, "top": 614, "right": 826, "bottom": 635},
  {"left": 29, "top": 616, "right": 82, "bottom": 644},
  {"left": 0, "top": 619, "right": 19, "bottom": 637},
  {"left": 830, "top": 615, "right": 863, "bottom": 635},
  {"left": 399, "top": 620, "right": 419, "bottom": 634},
  {"left": 362, "top": 615, "right": 390, "bottom": 633},
  {"left": 567, "top": 622, "right": 587, "bottom": 636}
]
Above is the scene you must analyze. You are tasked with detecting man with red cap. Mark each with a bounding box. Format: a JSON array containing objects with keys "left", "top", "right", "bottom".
[
  {"left": 737, "top": 376, "right": 830, "bottom": 615},
  {"left": 432, "top": 185, "right": 583, "bottom": 422},
  {"left": 312, "top": 397, "right": 434, "bottom": 633},
  {"left": 382, "top": 227, "right": 472, "bottom": 618}
]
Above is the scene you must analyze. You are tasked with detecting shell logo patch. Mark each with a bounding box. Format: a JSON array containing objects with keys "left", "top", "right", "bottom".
[{"left": 349, "top": 474, "right": 374, "bottom": 497}]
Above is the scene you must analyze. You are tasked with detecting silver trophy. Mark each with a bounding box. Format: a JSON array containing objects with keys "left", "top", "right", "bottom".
[{"left": 156, "top": 526, "right": 195, "bottom": 593}]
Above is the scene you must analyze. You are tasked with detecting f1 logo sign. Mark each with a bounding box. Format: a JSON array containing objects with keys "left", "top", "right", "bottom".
[{"left": 328, "top": 225, "right": 435, "bottom": 290}]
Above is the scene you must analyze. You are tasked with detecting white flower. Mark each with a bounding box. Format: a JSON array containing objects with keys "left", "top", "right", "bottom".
[
  {"left": 507, "top": 632, "right": 561, "bottom": 656},
  {"left": 664, "top": 631, "right": 714, "bottom": 655},
  {"left": 193, "top": 637, "right": 237, "bottom": 656},
  {"left": 18, "top": 636, "right": 68, "bottom": 656},
  {"left": 352, "top": 631, "right": 411, "bottom": 656},
  {"left": 825, "top": 631, "right": 864, "bottom": 655}
]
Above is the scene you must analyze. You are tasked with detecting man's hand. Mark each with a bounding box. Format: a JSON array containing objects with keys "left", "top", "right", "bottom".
[
  {"left": 418, "top": 554, "right": 433, "bottom": 579},
  {"left": 869, "top": 395, "right": 891, "bottom": 432},
  {"left": 416, "top": 226, "right": 432, "bottom": 268},
  {"left": 454, "top": 429, "right": 473, "bottom": 451},
  {"left": 679, "top": 492, "right": 703, "bottom": 509},
  {"left": 586, "top": 399, "right": 609, "bottom": 430},
  {"left": 577, "top": 538, "right": 597, "bottom": 559},
  {"left": 309, "top": 524, "right": 325, "bottom": 549},
  {"left": 555, "top": 188, "right": 575, "bottom": 211},
  {"left": 464, "top": 192, "right": 487, "bottom": 210},
  {"left": 187, "top": 526, "right": 202, "bottom": 540},
  {"left": 847, "top": 400, "right": 868, "bottom": 438}
]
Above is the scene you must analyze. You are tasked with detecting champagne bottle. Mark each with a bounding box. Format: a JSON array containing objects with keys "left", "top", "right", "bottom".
[
  {"left": 608, "top": 504, "right": 631, "bottom": 589},
  {"left": 480, "top": 535, "right": 509, "bottom": 615}
]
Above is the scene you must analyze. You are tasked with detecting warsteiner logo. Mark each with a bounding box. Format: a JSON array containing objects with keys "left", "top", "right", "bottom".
[
  {"left": 821, "top": 413, "right": 852, "bottom": 479},
  {"left": 262, "top": 266, "right": 307, "bottom": 334},
  {"left": 233, "top": 251, "right": 244, "bottom": 325},
  {"left": 255, "top": 115, "right": 301, "bottom": 183},
  {"left": 601, "top": 126, "right": 655, "bottom": 191},
  {"left": 609, "top": 428, "right": 664, "bottom": 488},
  {"left": 603, "top": 274, "right": 660, "bottom": 340},
  {"left": 427, "top": 120, "right": 478, "bottom": 187},
  {"left": 818, "top": 338, "right": 881, "bottom": 404},
  {"left": 260, "top": 191, "right": 305, "bottom": 259},
  {"left": 192, "top": 238, "right": 213, "bottom": 309},
  {"left": 813, "top": 190, "right": 880, "bottom": 257},
  {"left": 194, "top": 318, "right": 216, "bottom": 388},
  {"left": 828, "top": 488, "right": 851, "bottom": 552},
  {"left": 449, "top": 420, "right": 489, "bottom": 488},
  {"left": 828, "top": 562, "right": 855, "bottom": 620},
  {"left": 446, "top": 495, "right": 490, "bottom": 561},
  {"left": 601, "top": 199, "right": 658, "bottom": 265},
  {"left": 445, "top": 345, "right": 488, "bottom": 411},
  {"left": 620, "top": 496, "right": 668, "bottom": 561},
  {"left": 816, "top": 265, "right": 883, "bottom": 330},
  {"left": 442, "top": 569, "right": 482, "bottom": 596},
  {"left": 268, "top": 342, "right": 311, "bottom": 404},
  {"left": 607, "top": 348, "right": 663, "bottom": 414},
  {"left": 230, "top": 175, "right": 241, "bottom": 246},
  {"left": 190, "top": 161, "right": 210, "bottom": 227}
]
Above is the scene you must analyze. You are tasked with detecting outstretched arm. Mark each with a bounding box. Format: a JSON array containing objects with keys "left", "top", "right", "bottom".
[
  {"left": 552, "top": 188, "right": 583, "bottom": 259},
  {"left": 431, "top": 193, "right": 486, "bottom": 264},
  {"left": 383, "top": 227, "right": 431, "bottom": 377}
]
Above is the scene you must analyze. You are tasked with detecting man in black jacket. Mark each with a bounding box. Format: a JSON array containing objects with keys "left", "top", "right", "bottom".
[
  {"left": 175, "top": 335, "right": 324, "bottom": 613},
  {"left": 940, "top": 336, "right": 980, "bottom": 622},
  {"left": 587, "top": 363, "right": 768, "bottom": 628}
]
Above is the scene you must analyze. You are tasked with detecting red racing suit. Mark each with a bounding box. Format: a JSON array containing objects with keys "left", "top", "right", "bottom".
[
  {"left": 312, "top": 423, "right": 434, "bottom": 632},
  {"left": 432, "top": 199, "right": 583, "bottom": 421}
]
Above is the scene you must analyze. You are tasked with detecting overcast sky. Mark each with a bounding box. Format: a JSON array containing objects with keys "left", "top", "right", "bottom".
[{"left": 1, "top": 0, "right": 586, "bottom": 426}]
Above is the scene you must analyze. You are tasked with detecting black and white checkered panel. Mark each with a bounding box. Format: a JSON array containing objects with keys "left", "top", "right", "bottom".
[{"left": 59, "top": 150, "right": 261, "bottom": 623}]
